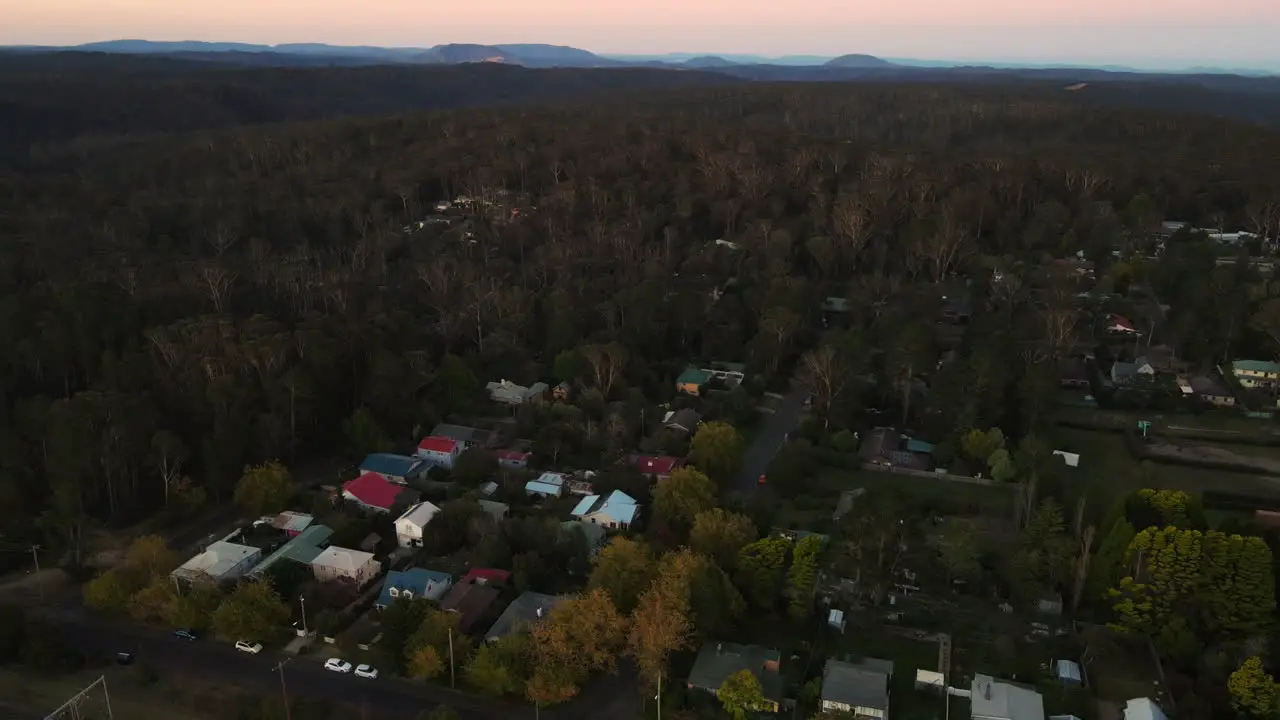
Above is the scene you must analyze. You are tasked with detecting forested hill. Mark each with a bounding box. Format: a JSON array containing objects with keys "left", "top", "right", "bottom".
[
  {"left": 0, "top": 57, "right": 732, "bottom": 158},
  {"left": 2, "top": 82, "right": 1279, "bottom": 564}
]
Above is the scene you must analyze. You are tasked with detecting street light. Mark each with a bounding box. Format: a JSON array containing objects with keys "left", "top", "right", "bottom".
[{"left": 299, "top": 595, "right": 308, "bottom": 636}]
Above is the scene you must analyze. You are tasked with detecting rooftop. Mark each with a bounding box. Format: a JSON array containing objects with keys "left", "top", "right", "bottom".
[
  {"left": 971, "top": 673, "right": 1044, "bottom": 720},
  {"left": 561, "top": 520, "right": 607, "bottom": 549},
  {"left": 343, "top": 472, "right": 406, "bottom": 510},
  {"left": 172, "top": 540, "right": 260, "bottom": 580},
  {"left": 687, "top": 642, "right": 784, "bottom": 703},
  {"left": 677, "top": 367, "right": 712, "bottom": 385},
  {"left": 396, "top": 500, "right": 442, "bottom": 528},
  {"left": 249, "top": 524, "right": 333, "bottom": 576},
  {"left": 1233, "top": 359, "right": 1280, "bottom": 374},
  {"left": 571, "top": 490, "right": 640, "bottom": 525},
  {"left": 271, "top": 510, "right": 314, "bottom": 533},
  {"left": 484, "top": 591, "right": 565, "bottom": 640},
  {"left": 430, "top": 423, "right": 492, "bottom": 445},
  {"left": 460, "top": 568, "right": 510, "bottom": 586},
  {"left": 822, "top": 657, "right": 893, "bottom": 712},
  {"left": 632, "top": 455, "right": 683, "bottom": 475},
  {"left": 377, "top": 567, "right": 452, "bottom": 607},
  {"left": 311, "top": 546, "right": 375, "bottom": 573},
  {"left": 418, "top": 436, "right": 459, "bottom": 454},
  {"left": 359, "top": 452, "right": 424, "bottom": 478},
  {"left": 440, "top": 581, "right": 502, "bottom": 633}
]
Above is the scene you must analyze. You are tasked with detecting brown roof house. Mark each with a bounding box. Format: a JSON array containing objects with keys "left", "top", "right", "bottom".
[{"left": 440, "top": 568, "right": 507, "bottom": 634}]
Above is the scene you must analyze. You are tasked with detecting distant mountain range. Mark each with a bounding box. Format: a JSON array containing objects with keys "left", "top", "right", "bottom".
[{"left": 3, "top": 40, "right": 1275, "bottom": 77}]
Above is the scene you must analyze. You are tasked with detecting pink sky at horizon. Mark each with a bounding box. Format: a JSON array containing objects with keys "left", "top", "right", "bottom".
[{"left": 4, "top": 0, "right": 1279, "bottom": 65}]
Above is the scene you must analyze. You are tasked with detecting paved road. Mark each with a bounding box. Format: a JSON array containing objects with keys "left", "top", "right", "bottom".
[
  {"left": 733, "top": 385, "right": 809, "bottom": 495},
  {"left": 41, "top": 608, "right": 545, "bottom": 720}
]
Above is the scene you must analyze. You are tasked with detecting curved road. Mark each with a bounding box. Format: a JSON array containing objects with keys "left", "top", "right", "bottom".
[{"left": 41, "top": 608, "right": 544, "bottom": 720}]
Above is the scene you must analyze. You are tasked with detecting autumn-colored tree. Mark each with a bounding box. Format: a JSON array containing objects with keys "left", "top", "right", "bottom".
[
  {"left": 690, "top": 508, "right": 758, "bottom": 570},
  {"left": 465, "top": 632, "right": 531, "bottom": 697},
  {"left": 406, "top": 608, "right": 468, "bottom": 680},
  {"left": 526, "top": 588, "right": 628, "bottom": 703},
  {"left": 84, "top": 534, "right": 179, "bottom": 615},
  {"left": 587, "top": 537, "right": 657, "bottom": 614},
  {"left": 628, "top": 566, "right": 694, "bottom": 689},
  {"left": 162, "top": 583, "right": 222, "bottom": 631},
  {"left": 653, "top": 467, "right": 717, "bottom": 529},
  {"left": 961, "top": 427, "right": 1005, "bottom": 464},
  {"left": 83, "top": 569, "right": 135, "bottom": 614},
  {"left": 130, "top": 576, "right": 178, "bottom": 623},
  {"left": 689, "top": 421, "right": 743, "bottom": 483},
  {"left": 717, "top": 669, "right": 769, "bottom": 720},
  {"left": 122, "top": 534, "right": 179, "bottom": 578},
  {"left": 1230, "top": 657, "right": 1277, "bottom": 717},
  {"left": 212, "top": 581, "right": 290, "bottom": 642},
  {"left": 233, "top": 460, "right": 294, "bottom": 517}
]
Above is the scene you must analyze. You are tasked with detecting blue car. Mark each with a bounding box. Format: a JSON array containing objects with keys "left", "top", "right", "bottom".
[{"left": 173, "top": 629, "right": 198, "bottom": 641}]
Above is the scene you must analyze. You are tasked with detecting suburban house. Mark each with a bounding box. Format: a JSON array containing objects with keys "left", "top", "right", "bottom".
[
  {"left": 631, "top": 454, "right": 684, "bottom": 481},
  {"left": 676, "top": 367, "right": 712, "bottom": 396},
  {"left": 1232, "top": 360, "right": 1280, "bottom": 389},
  {"left": 486, "top": 379, "right": 548, "bottom": 405},
  {"left": 821, "top": 657, "right": 894, "bottom": 719},
  {"left": 526, "top": 471, "right": 566, "bottom": 498},
  {"left": 249, "top": 524, "right": 333, "bottom": 578},
  {"left": 171, "top": 534, "right": 262, "bottom": 585},
  {"left": 561, "top": 520, "right": 607, "bottom": 555},
  {"left": 416, "top": 436, "right": 462, "bottom": 469},
  {"left": 310, "top": 546, "right": 382, "bottom": 586},
  {"left": 687, "top": 642, "right": 784, "bottom": 712},
  {"left": 342, "top": 472, "right": 419, "bottom": 513},
  {"left": 358, "top": 453, "right": 426, "bottom": 484},
  {"left": 375, "top": 567, "right": 453, "bottom": 608},
  {"left": 1189, "top": 375, "right": 1237, "bottom": 406},
  {"left": 859, "top": 428, "right": 932, "bottom": 471},
  {"left": 494, "top": 449, "right": 531, "bottom": 469},
  {"left": 394, "top": 501, "right": 442, "bottom": 549},
  {"left": 429, "top": 423, "right": 493, "bottom": 449},
  {"left": 270, "top": 511, "right": 314, "bottom": 537},
  {"left": 571, "top": 490, "right": 640, "bottom": 529},
  {"left": 1058, "top": 358, "right": 1090, "bottom": 389},
  {"left": 477, "top": 500, "right": 509, "bottom": 522},
  {"left": 970, "top": 673, "right": 1045, "bottom": 720},
  {"left": 1105, "top": 314, "right": 1142, "bottom": 336},
  {"left": 1110, "top": 360, "right": 1154, "bottom": 386},
  {"left": 483, "top": 591, "right": 565, "bottom": 643},
  {"left": 566, "top": 474, "right": 596, "bottom": 496},
  {"left": 1122, "top": 698, "right": 1168, "bottom": 720},
  {"left": 663, "top": 408, "right": 702, "bottom": 435},
  {"left": 440, "top": 569, "right": 508, "bottom": 633}
]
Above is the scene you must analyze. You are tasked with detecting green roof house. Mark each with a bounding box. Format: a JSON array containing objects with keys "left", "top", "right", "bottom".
[
  {"left": 1232, "top": 360, "right": 1280, "bottom": 389},
  {"left": 687, "top": 642, "right": 784, "bottom": 712},
  {"left": 677, "top": 367, "right": 712, "bottom": 396}
]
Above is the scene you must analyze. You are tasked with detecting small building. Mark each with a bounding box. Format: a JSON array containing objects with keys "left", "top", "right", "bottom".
[
  {"left": 1189, "top": 374, "right": 1236, "bottom": 406},
  {"left": 394, "top": 501, "right": 442, "bottom": 549},
  {"left": 430, "top": 423, "right": 493, "bottom": 449},
  {"left": 970, "top": 673, "right": 1045, "bottom": 720},
  {"left": 483, "top": 591, "right": 565, "bottom": 643},
  {"left": 1111, "top": 360, "right": 1154, "bottom": 386},
  {"left": 1123, "top": 698, "right": 1168, "bottom": 720},
  {"left": 566, "top": 477, "right": 596, "bottom": 496},
  {"left": 676, "top": 367, "right": 712, "bottom": 396},
  {"left": 477, "top": 500, "right": 510, "bottom": 522},
  {"left": 827, "top": 609, "right": 846, "bottom": 632},
  {"left": 859, "top": 427, "right": 931, "bottom": 471},
  {"left": 440, "top": 576, "right": 503, "bottom": 634},
  {"left": 342, "top": 472, "right": 419, "bottom": 514},
  {"left": 1105, "top": 314, "right": 1141, "bottom": 336},
  {"left": 375, "top": 568, "right": 452, "bottom": 608},
  {"left": 663, "top": 408, "right": 702, "bottom": 435},
  {"left": 526, "top": 472, "right": 566, "bottom": 498},
  {"left": 1053, "top": 659, "right": 1082, "bottom": 686},
  {"left": 310, "top": 546, "right": 382, "bottom": 587},
  {"left": 459, "top": 568, "right": 510, "bottom": 587},
  {"left": 270, "top": 511, "right": 314, "bottom": 537},
  {"left": 631, "top": 454, "right": 685, "bottom": 481},
  {"left": 552, "top": 381, "right": 572, "bottom": 401},
  {"left": 416, "top": 436, "right": 462, "bottom": 469},
  {"left": 1231, "top": 360, "right": 1280, "bottom": 388},
  {"left": 486, "top": 379, "right": 548, "bottom": 405},
  {"left": 358, "top": 453, "right": 426, "bottom": 484},
  {"left": 821, "top": 657, "right": 893, "bottom": 718},
  {"left": 1052, "top": 451, "right": 1080, "bottom": 468},
  {"left": 172, "top": 538, "right": 262, "bottom": 585},
  {"left": 249, "top": 524, "right": 333, "bottom": 578},
  {"left": 571, "top": 490, "right": 640, "bottom": 529},
  {"left": 560, "top": 520, "right": 607, "bottom": 555},
  {"left": 494, "top": 449, "right": 531, "bottom": 469},
  {"left": 686, "top": 642, "right": 783, "bottom": 712}
]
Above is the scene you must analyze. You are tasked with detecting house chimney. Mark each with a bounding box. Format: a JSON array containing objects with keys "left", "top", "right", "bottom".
[
  {"left": 717, "top": 643, "right": 722, "bottom": 654},
  {"left": 536, "top": 607, "right": 543, "bottom": 618}
]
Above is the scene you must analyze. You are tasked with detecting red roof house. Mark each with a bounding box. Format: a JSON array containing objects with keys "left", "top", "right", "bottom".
[
  {"left": 1106, "top": 314, "right": 1140, "bottom": 335},
  {"left": 343, "top": 472, "right": 405, "bottom": 512},
  {"left": 493, "top": 449, "right": 531, "bottom": 469},
  {"left": 460, "top": 568, "right": 511, "bottom": 586},
  {"left": 631, "top": 455, "right": 685, "bottom": 479},
  {"left": 419, "top": 436, "right": 459, "bottom": 454},
  {"left": 416, "top": 435, "right": 463, "bottom": 469}
]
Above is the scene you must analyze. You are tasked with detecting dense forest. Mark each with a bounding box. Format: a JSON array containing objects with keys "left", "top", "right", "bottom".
[{"left": 2, "top": 70, "right": 1280, "bottom": 575}]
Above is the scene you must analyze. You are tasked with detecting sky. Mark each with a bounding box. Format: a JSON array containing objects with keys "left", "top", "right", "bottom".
[{"left": 3, "top": 0, "right": 1280, "bottom": 69}]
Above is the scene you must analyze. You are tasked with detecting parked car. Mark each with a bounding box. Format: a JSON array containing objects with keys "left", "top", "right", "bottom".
[
  {"left": 354, "top": 664, "right": 378, "bottom": 679},
  {"left": 235, "top": 641, "right": 263, "bottom": 654},
  {"left": 324, "top": 658, "right": 353, "bottom": 673},
  {"left": 173, "top": 630, "right": 198, "bottom": 641},
  {"left": 115, "top": 652, "right": 134, "bottom": 665}
]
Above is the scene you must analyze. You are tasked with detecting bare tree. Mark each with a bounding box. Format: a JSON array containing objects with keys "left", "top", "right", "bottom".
[
  {"left": 197, "top": 264, "right": 237, "bottom": 312},
  {"left": 800, "top": 346, "right": 849, "bottom": 428},
  {"left": 581, "top": 343, "right": 628, "bottom": 398}
]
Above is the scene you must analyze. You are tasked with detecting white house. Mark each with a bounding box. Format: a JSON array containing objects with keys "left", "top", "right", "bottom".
[
  {"left": 526, "top": 472, "right": 566, "bottom": 497},
  {"left": 1123, "top": 698, "right": 1167, "bottom": 720},
  {"left": 394, "top": 501, "right": 442, "bottom": 549},
  {"left": 970, "top": 673, "right": 1044, "bottom": 720},
  {"left": 310, "top": 546, "right": 382, "bottom": 586},
  {"left": 171, "top": 538, "right": 262, "bottom": 585},
  {"left": 416, "top": 436, "right": 462, "bottom": 469},
  {"left": 570, "top": 490, "right": 640, "bottom": 529}
]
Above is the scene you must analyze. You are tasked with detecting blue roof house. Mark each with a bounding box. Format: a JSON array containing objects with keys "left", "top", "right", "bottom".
[
  {"left": 375, "top": 568, "right": 453, "bottom": 608},
  {"left": 571, "top": 490, "right": 640, "bottom": 529},
  {"left": 359, "top": 453, "right": 426, "bottom": 485},
  {"left": 525, "top": 472, "right": 566, "bottom": 498}
]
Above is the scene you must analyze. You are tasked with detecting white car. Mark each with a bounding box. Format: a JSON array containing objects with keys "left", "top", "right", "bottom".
[
  {"left": 235, "top": 641, "right": 263, "bottom": 654},
  {"left": 324, "top": 658, "right": 353, "bottom": 673},
  {"left": 354, "top": 664, "right": 378, "bottom": 679}
]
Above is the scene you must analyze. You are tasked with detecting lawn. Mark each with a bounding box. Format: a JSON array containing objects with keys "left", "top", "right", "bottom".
[
  {"left": 811, "top": 467, "right": 1018, "bottom": 519},
  {"left": 0, "top": 666, "right": 270, "bottom": 720}
]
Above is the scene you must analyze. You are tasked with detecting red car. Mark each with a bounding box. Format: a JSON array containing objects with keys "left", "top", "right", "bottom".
[{"left": 757, "top": 474, "right": 767, "bottom": 485}]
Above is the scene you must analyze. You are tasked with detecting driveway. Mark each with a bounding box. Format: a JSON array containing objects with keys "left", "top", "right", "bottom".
[{"left": 732, "top": 385, "right": 809, "bottom": 495}]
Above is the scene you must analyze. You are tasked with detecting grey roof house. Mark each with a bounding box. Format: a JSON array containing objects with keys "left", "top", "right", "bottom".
[
  {"left": 686, "top": 642, "right": 784, "bottom": 712},
  {"left": 483, "top": 591, "right": 565, "bottom": 643},
  {"left": 486, "top": 379, "right": 548, "bottom": 405},
  {"left": 821, "top": 657, "right": 894, "bottom": 719}
]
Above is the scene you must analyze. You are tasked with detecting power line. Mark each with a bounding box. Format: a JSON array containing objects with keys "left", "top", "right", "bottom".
[{"left": 43, "top": 674, "right": 111, "bottom": 720}]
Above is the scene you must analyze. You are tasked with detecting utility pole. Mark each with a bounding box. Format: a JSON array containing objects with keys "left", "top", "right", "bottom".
[
  {"left": 299, "top": 595, "right": 308, "bottom": 636},
  {"left": 273, "top": 658, "right": 292, "bottom": 720},
  {"left": 448, "top": 628, "right": 456, "bottom": 688},
  {"left": 657, "top": 673, "right": 662, "bottom": 720},
  {"left": 30, "top": 544, "right": 43, "bottom": 601}
]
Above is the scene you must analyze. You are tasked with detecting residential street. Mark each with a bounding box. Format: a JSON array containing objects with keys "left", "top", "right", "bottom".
[
  {"left": 40, "top": 608, "right": 548, "bottom": 720},
  {"left": 732, "top": 384, "right": 809, "bottom": 495}
]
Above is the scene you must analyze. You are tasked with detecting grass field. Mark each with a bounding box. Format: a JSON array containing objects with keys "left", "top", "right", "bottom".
[{"left": 0, "top": 666, "right": 210, "bottom": 720}]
